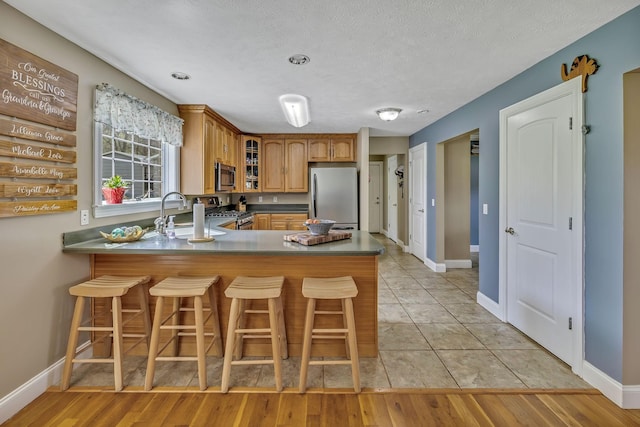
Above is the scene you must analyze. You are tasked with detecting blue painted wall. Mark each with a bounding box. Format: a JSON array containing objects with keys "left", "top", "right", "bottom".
[
  {"left": 410, "top": 6, "right": 640, "bottom": 382},
  {"left": 470, "top": 154, "right": 479, "bottom": 246}
]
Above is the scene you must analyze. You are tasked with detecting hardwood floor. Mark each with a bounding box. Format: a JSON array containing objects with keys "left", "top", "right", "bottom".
[{"left": 5, "top": 388, "right": 640, "bottom": 426}]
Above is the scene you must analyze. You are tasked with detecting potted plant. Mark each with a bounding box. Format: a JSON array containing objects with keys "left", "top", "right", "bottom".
[{"left": 102, "top": 175, "right": 129, "bottom": 204}]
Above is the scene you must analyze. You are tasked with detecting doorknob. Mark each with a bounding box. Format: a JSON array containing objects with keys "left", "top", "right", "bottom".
[
  {"left": 505, "top": 227, "right": 515, "bottom": 235},
  {"left": 418, "top": 209, "right": 425, "bottom": 212}
]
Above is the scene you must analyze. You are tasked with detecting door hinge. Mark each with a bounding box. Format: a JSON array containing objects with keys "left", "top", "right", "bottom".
[
  {"left": 569, "top": 117, "right": 573, "bottom": 130},
  {"left": 569, "top": 217, "right": 573, "bottom": 230},
  {"left": 569, "top": 317, "right": 573, "bottom": 330}
]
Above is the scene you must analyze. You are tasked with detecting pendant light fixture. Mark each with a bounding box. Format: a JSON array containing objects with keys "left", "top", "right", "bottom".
[
  {"left": 376, "top": 107, "right": 402, "bottom": 121},
  {"left": 279, "top": 94, "right": 310, "bottom": 128}
]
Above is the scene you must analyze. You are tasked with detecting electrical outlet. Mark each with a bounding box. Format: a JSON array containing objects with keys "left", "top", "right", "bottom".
[
  {"left": 258, "top": 196, "right": 263, "bottom": 203},
  {"left": 226, "top": 196, "right": 230, "bottom": 204},
  {"left": 80, "top": 209, "right": 89, "bottom": 225},
  {"left": 273, "top": 196, "right": 278, "bottom": 203}
]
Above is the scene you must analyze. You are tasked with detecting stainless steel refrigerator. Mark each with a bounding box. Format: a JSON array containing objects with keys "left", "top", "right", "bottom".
[{"left": 309, "top": 166, "right": 358, "bottom": 230}]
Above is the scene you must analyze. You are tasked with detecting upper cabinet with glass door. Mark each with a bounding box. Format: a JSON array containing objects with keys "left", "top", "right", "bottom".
[{"left": 240, "top": 135, "right": 261, "bottom": 192}]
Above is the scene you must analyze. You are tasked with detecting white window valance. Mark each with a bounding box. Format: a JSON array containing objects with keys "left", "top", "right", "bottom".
[{"left": 94, "top": 83, "right": 183, "bottom": 146}]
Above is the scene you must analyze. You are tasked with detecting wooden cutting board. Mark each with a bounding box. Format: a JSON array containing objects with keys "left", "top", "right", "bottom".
[{"left": 284, "top": 230, "right": 352, "bottom": 246}]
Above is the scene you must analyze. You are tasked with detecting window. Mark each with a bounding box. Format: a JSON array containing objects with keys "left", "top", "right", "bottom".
[{"left": 93, "top": 84, "right": 183, "bottom": 218}]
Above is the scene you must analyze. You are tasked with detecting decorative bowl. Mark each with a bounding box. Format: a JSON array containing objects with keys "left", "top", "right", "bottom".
[
  {"left": 100, "top": 226, "right": 146, "bottom": 243},
  {"left": 304, "top": 219, "right": 335, "bottom": 235}
]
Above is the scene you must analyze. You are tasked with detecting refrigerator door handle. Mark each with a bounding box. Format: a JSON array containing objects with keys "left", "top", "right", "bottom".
[{"left": 312, "top": 173, "right": 318, "bottom": 218}]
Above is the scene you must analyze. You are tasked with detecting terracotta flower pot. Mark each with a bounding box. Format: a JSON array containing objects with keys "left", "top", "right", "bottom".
[{"left": 102, "top": 187, "right": 127, "bottom": 204}]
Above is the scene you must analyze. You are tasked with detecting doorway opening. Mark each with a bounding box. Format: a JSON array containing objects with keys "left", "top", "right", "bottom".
[
  {"left": 368, "top": 161, "right": 384, "bottom": 233},
  {"left": 435, "top": 129, "right": 478, "bottom": 270}
]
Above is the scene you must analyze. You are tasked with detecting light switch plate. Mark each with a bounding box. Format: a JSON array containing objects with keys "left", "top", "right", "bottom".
[
  {"left": 431, "top": 199, "right": 435, "bottom": 207},
  {"left": 483, "top": 203, "right": 488, "bottom": 215}
]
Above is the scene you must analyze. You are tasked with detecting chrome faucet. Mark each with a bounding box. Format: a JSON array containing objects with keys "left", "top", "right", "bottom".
[{"left": 155, "top": 191, "right": 188, "bottom": 234}]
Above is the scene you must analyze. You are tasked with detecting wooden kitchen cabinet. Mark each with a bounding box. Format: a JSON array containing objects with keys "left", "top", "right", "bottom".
[
  {"left": 178, "top": 104, "right": 241, "bottom": 195},
  {"left": 254, "top": 213, "right": 270, "bottom": 230},
  {"left": 216, "top": 124, "right": 237, "bottom": 167},
  {"left": 240, "top": 135, "right": 261, "bottom": 192},
  {"left": 270, "top": 213, "right": 308, "bottom": 230},
  {"left": 178, "top": 106, "right": 215, "bottom": 194},
  {"left": 308, "top": 137, "right": 355, "bottom": 162},
  {"left": 222, "top": 221, "right": 237, "bottom": 230},
  {"left": 254, "top": 213, "right": 307, "bottom": 230},
  {"left": 262, "top": 138, "right": 308, "bottom": 192}
]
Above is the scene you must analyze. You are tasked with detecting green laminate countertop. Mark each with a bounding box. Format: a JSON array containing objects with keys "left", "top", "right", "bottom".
[{"left": 62, "top": 221, "right": 384, "bottom": 256}]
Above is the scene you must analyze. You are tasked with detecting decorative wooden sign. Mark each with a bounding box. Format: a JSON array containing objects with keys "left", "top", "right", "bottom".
[
  {"left": 0, "top": 139, "right": 76, "bottom": 163},
  {"left": 0, "top": 161, "right": 76, "bottom": 180},
  {"left": 0, "top": 38, "right": 78, "bottom": 131},
  {"left": 0, "top": 182, "right": 77, "bottom": 198},
  {"left": 0, "top": 117, "right": 75, "bottom": 147},
  {"left": 0, "top": 39, "right": 78, "bottom": 219},
  {"left": 0, "top": 199, "right": 77, "bottom": 218},
  {"left": 561, "top": 55, "right": 599, "bottom": 93}
]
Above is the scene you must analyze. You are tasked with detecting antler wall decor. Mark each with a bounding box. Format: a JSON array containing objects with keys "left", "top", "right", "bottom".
[{"left": 561, "top": 55, "right": 599, "bottom": 92}]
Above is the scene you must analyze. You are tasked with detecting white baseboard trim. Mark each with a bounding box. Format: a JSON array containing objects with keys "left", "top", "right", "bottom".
[
  {"left": 444, "top": 259, "right": 472, "bottom": 269},
  {"left": 582, "top": 361, "right": 640, "bottom": 409},
  {"left": 477, "top": 291, "right": 505, "bottom": 322},
  {"left": 0, "top": 341, "right": 92, "bottom": 424},
  {"left": 425, "top": 257, "right": 446, "bottom": 272},
  {"left": 470, "top": 245, "right": 479, "bottom": 252}
]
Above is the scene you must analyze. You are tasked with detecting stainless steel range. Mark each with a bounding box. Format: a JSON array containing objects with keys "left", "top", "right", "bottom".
[{"left": 205, "top": 209, "right": 254, "bottom": 230}]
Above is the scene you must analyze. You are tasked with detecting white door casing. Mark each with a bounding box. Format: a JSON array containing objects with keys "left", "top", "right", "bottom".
[
  {"left": 369, "top": 161, "right": 383, "bottom": 233},
  {"left": 499, "top": 77, "right": 584, "bottom": 373},
  {"left": 409, "top": 144, "right": 427, "bottom": 261},
  {"left": 387, "top": 155, "right": 399, "bottom": 242}
]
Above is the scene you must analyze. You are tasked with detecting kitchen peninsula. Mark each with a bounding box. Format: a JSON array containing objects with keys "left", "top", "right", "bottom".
[{"left": 62, "top": 225, "right": 384, "bottom": 358}]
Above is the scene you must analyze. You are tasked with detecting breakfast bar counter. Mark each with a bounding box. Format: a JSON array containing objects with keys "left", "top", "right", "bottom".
[{"left": 63, "top": 228, "right": 384, "bottom": 358}]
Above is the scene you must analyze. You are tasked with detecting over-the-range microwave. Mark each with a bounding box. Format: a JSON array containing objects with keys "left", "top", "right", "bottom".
[{"left": 215, "top": 162, "right": 236, "bottom": 192}]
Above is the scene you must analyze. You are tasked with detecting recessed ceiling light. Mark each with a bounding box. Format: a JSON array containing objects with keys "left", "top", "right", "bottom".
[
  {"left": 288, "top": 54, "right": 310, "bottom": 65},
  {"left": 171, "top": 72, "right": 191, "bottom": 80}
]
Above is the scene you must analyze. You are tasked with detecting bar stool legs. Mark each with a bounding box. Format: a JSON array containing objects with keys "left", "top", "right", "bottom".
[
  {"left": 221, "top": 276, "right": 287, "bottom": 393},
  {"left": 299, "top": 276, "right": 360, "bottom": 393},
  {"left": 144, "top": 276, "right": 223, "bottom": 391},
  {"left": 61, "top": 275, "right": 151, "bottom": 391}
]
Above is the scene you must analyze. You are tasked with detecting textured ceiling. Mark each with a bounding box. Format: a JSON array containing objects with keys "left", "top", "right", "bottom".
[{"left": 5, "top": 0, "right": 640, "bottom": 136}]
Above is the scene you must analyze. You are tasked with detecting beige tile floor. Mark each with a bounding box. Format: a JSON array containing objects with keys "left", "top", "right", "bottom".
[{"left": 67, "top": 234, "right": 591, "bottom": 390}]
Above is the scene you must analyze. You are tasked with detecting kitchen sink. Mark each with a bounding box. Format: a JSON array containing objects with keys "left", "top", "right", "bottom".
[{"left": 145, "top": 227, "right": 226, "bottom": 239}]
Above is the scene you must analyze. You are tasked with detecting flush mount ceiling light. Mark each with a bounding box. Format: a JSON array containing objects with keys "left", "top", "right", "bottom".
[
  {"left": 171, "top": 72, "right": 191, "bottom": 80},
  {"left": 279, "top": 94, "right": 310, "bottom": 128},
  {"left": 288, "top": 54, "right": 310, "bottom": 65},
  {"left": 376, "top": 107, "right": 402, "bottom": 121}
]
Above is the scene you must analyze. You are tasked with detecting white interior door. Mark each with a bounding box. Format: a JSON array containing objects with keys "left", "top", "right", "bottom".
[
  {"left": 387, "top": 155, "right": 398, "bottom": 241},
  {"left": 409, "top": 145, "right": 426, "bottom": 261},
  {"left": 502, "top": 80, "right": 582, "bottom": 367},
  {"left": 369, "top": 161, "right": 383, "bottom": 233}
]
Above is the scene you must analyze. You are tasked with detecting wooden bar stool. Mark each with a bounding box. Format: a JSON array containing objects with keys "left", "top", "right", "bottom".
[
  {"left": 144, "top": 276, "right": 223, "bottom": 391},
  {"left": 61, "top": 275, "right": 151, "bottom": 391},
  {"left": 220, "top": 276, "right": 288, "bottom": 393},
  {"left": 299, "top": 276, "right": 360, "bottom": 393}
]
